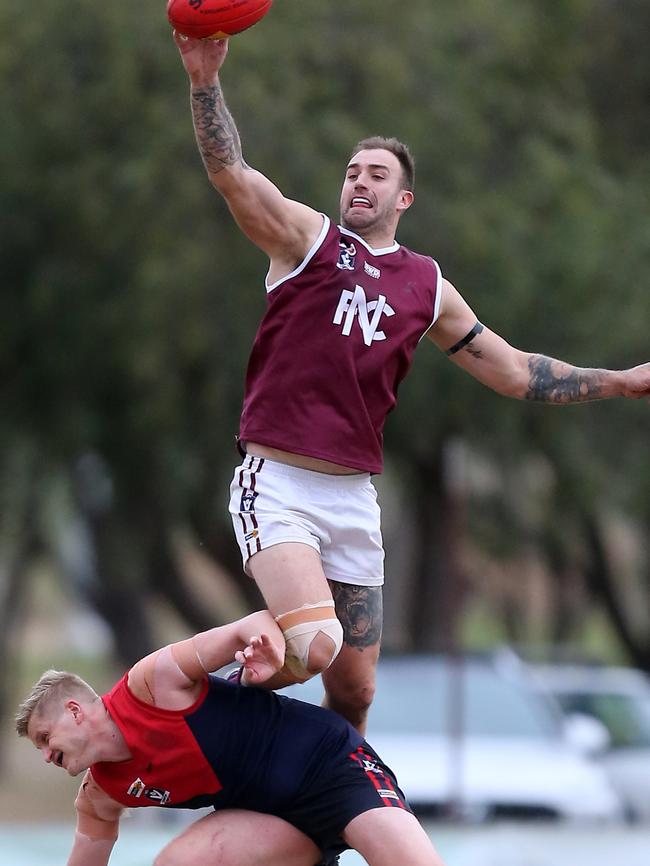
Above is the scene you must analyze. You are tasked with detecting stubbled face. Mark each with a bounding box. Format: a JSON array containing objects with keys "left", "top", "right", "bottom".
[
  {"left": 339, "top": 148, "right": 412, "bottom": 237},
  {"left": 28, "top": 702, "right": 91, "bottom": 777}
]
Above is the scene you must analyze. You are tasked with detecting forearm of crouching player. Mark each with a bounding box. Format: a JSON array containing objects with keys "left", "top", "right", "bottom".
[{"left": 66, "top": 813, "right": 119, "bottom": 866}]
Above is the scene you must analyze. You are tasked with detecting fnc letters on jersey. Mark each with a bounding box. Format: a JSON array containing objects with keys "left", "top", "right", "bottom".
[{"left": 333, "top": 284, "right": 396, "bottom": 346}]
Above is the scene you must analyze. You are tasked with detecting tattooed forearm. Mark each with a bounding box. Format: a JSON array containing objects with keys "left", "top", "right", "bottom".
[
  {"left": 526, "top": 355, "right": 605, "bottom": 403},
  {"left": 329, "top": 582, "right": 383, "bottom": 648},
  {"left": 190, "top": 85, "right": 243, "bottom": 176}
]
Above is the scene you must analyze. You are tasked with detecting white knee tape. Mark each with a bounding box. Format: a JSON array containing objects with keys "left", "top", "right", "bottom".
[{"left": 277, "top": 601, "right": 344, "bottom": 680}]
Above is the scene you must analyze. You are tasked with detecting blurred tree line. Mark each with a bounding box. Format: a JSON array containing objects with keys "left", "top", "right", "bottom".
[{"left": 1, "top": 0, "right": 650, "bottom": 741}]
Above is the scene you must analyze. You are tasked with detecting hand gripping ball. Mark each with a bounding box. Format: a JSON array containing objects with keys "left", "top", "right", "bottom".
[{"left": 167, "top": 0, "right": 273, "bottom": 40}]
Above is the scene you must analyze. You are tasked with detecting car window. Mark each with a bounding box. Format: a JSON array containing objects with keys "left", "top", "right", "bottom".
[
  {"left": 281, "top": 659, "right": 561, "bottom": 740},
  {"left": 367, "top": 661, "right": 559, "bottom": 739},
  {"left": 555, "top": 691, "right": 650, "bottom": 748}
]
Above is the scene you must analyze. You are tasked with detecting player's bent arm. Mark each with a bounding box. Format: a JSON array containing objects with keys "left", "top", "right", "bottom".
[
  {"left": 189, "top": 82, "right": 323, "bottom": 261},
  {"left": 188, "top": 610, "right": 286, "bottom": 679},
  {"left": 66, "top": 773, "right": 122, "bottom": 866},
  {"left": 130, "top": 611, "right": 286, "bottom": 705},
  {"left": 428, "top": 279, "right": 632, "bottom": 402}
]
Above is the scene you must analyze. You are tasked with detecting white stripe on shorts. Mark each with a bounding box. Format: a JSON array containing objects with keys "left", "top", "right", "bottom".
[
  {"left": 228, "top": 457, "right": 385, "bottom": 586},
  {"left": 236, "top": 455, "right": 265, "bottom": 560}
]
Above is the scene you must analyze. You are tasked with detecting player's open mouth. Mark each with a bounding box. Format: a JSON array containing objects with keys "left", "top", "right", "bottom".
[
  {"left": 351, "top": 197, "right": 372, "bottom": 208},
  {"left": 55, "top": 752, "right": 64, "bottom": 767}
]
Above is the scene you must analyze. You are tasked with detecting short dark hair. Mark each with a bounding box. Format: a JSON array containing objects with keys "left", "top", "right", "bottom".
[{"left": 349, "top": 136, "right": 415, "bottom": 192}]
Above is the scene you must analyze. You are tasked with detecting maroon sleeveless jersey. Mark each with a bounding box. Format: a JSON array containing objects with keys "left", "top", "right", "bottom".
[{"left": 239, "top": 217, "right": 442, "bottom": 473}]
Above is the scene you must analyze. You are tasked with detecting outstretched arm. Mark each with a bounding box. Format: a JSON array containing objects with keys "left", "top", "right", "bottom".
[
  {"left": 173, "top": 34, "right": 322, "bottom": 265},
  {"left": 428, "top": 279, "right": 650, "bottom": 402},
  {"left": 66, "top": 773, "right": 123, "bottom": 866}
]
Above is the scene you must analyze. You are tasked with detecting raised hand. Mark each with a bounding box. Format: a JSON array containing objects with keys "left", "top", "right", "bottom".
[
  {"left": 235, "top": 634, "right": 285, "bottom": 685},
  {"left": 173, "top": 31, "right": 230, "bottom": 87}
]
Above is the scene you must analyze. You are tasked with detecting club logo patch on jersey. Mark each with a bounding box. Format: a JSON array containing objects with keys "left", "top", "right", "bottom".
[
  {"left": 127, "top": 778, "right": 146, "bottom": 798},
  {"left": 361, "top": 758, "right": 384, "bottom": 776},
  {"left": 240, "top": 490, "right": 257, "bottom": 513},
  {"left": 144, "top": 787, "right": 171, "bottom": 805},
  {"left": 333, "top": 285, "right": 395, "bottom": 346},
  {"left": 127, "top": 777, "right": 171, "bottom": 805},
  {"left": 337, "top": 240, "right": 357, "bottom": 271}
]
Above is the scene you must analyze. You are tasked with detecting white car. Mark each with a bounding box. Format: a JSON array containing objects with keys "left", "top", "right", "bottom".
[
  {"left": 281, "top": 655, "right": 623, "bottom": 823},
  {"left": 530, "top": 663, "right": 650, "bottom": 822}
]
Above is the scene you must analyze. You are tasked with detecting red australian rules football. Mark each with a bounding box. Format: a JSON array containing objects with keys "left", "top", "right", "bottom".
[{"left": 167, "top": 0, "right": 273, "bottom": 39}]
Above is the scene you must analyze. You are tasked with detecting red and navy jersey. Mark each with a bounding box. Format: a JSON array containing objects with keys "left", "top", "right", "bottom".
[
  {"left": 239, "top": 216, "right": 442, "bottom": 473},
  {"left": 91, "top": 673, "right": 363, "bottom": 812}
]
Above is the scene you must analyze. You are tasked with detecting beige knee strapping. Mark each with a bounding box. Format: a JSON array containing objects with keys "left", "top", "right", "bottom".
[{"left": 276, "top": 601, "right": 343, "bottom": 681}]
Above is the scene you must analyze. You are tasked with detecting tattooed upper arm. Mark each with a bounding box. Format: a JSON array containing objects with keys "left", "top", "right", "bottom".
[{"left": 189, "top": 84, "right": 322, "bottom": 262}]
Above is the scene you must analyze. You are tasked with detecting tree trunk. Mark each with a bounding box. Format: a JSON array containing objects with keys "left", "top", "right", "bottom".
[
  {"left": 407, "top": 438, "right": 467, "bottom": 653},
  {"left": 70, "top": 455, "right": 155, "bottom": 667},
  {"left": 583, "top": 510, "right": 650, "bottom": 672},
  {"left": 0, "top": 458, "right": 41, "bottom": 775}
]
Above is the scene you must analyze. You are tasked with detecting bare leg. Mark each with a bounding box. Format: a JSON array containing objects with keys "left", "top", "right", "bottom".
[
  {"left": 248, "top": 542, "right": 339, "bottom": 686},
  {"left": 321, "top": 581, "right": 382, "bottom": 734},
  {"left": 343, "top": 808, "right": 447, "bottom": 866},
  {"left": 248, "top": 547, "right": 382, "bottom": 734},
  {"left": 153, "top": 808, "right": 321, "bottom": 866}
]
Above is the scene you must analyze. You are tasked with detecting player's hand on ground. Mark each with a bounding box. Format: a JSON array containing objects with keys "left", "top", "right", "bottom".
[
  {"left": 621, "top": 362, "right": 650, "bottom": 400},
  {"left": 173, "top": 31, "right": 229, "bottom": 87},
  {"left": 235, "top": 634, "right": 285, "bottom": 685}
]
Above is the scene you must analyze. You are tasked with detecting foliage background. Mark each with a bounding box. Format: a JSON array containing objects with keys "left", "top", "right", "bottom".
[{"left": 1, "top": 0, "right": 650, "bottom": 800}]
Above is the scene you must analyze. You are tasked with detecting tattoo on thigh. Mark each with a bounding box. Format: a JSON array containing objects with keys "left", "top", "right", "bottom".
[{"left": 330, "top": 583, "right": 383, "bottom": 648}]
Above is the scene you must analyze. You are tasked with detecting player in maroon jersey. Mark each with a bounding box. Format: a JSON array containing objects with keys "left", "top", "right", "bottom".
[
  {"left": 174, "top": 34, "right": 650, "bottom": 735},
  {"left": 16, "top": 611, "right": 447, "bottom": 866}
]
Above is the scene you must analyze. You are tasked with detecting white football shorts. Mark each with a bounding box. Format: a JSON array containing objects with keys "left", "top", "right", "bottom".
[{"left": 228, "top": 456, "right": 384, "bottom": 586}]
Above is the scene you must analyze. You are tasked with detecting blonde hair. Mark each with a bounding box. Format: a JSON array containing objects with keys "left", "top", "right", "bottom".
[{"left": 15, "top": 669, "right": 98, "bottom": 738}]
